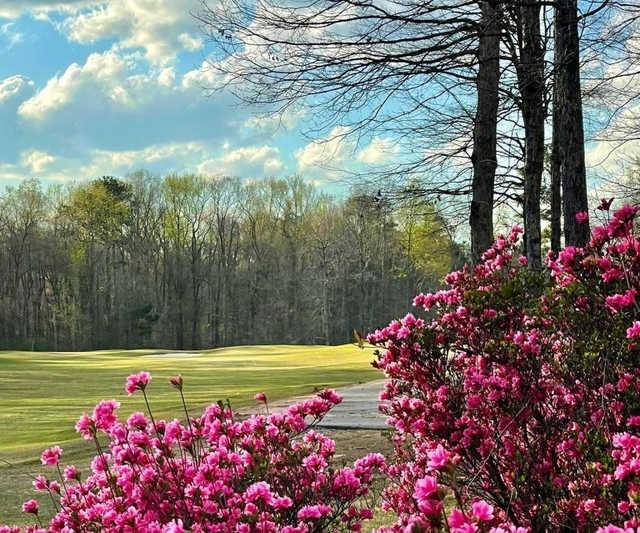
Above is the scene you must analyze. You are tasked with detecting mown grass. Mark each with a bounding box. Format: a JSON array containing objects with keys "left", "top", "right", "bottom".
[{"left": 0, "top": 343, "right": 381, "bottom": 524}]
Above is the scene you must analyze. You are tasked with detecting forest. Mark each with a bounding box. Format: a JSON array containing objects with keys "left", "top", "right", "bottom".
[{"left": 0, "top": 173, "right": 458, "bottom": 351}]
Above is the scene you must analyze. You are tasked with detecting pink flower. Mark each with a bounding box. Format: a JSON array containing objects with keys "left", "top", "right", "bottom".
[
  {"left": 318, "top": 388, "right": 342, "bottom": 405},
  {"left": 606, "top": 289, "right": 637, "bottom": 312},
  {"left": 466, "top": 395, "right": 483, "bottom": 409},
  {"left": 40, "top": 445, "right": 62, "bottom": 466},
  {"left": 63, "top": 464, "right": 80, "bottom": 481},
  {"left": 471, "top": 500, "right": 494, "bottom": 521},
  {"left": 427, "top": 444, "right": 450, "bottom": 470},
  {"left": 169, "top": 375, "right": 183, "bottom": 390},
  {"left": 575, "top": 211, "right": 589, "bottom": 223},
  {"left": 254, "top": 392, "right": 267, "bottom": 403},
  {"left": 448, "top": 509, "right": 471, "bottom": 528},
  {"left": 0, "top": 383, "right": 383, "bottom": 533},
  {"left": 21, "top": 500, "right": 38, "bottom": 515},
  {"left": 163, "top": 520, "right": 185, "bottom": 533},
  {"left": 273, "top": 496, "right": 293, "bottom": 510},
  {"left": 297, "top": 504, "right": 331, "bottom": 521},
  {"left": 613, "top": 204, "right": 638, "bottom": 222},
  {"left": 627, "top": 321, "right": 640, "bottom": 339},
  {"left": 32, "top": 475, "right": 48, "bottom": 491},
  {"left": 413, "top": 476, "right": 438, "bottom": 502},
  {"left": 93, "top": 399, "right": 120, "bottom": 430},
  {"left": 75, "top": 413, "right": 95, "bottom": 439},
  {"left": 244, "top": 481, "right": 273, "bottom": 504},
  {"left": 125, "top": 371, "right": 151, "bottom": 395}
]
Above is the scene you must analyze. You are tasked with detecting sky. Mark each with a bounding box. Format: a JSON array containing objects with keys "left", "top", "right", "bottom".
[
  {"left": 0, "top": 1, "right": 635, "bottom": 195},
  {"left": 0, "top": 0, "right": 395, "bottom": 190}
]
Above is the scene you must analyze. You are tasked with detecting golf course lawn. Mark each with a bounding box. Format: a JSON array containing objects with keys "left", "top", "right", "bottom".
[{"left": 0, "top": 343, "right": 381, "bottom": 524}]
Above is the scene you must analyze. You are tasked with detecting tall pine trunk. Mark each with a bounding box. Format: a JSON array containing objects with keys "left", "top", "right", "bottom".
[
  {"left": 554, "top": 0, "right": 589, "bottom": 246},
  {"left": 518, "top": 1, "right": 545, "bottom": 269},
  {"left": 470, "top": 0, "right": 500, "bottom": 263},
  {"left": 550, "top": 74, "right": 562, "bottom": 253}
]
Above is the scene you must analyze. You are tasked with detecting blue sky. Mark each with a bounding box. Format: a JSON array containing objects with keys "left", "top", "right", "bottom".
[
  {"left": 0, "top": 1, "right": 632, "bottom": 194},
  {"left": 0, "top": 0, "right": 397, "bottom": 189}
]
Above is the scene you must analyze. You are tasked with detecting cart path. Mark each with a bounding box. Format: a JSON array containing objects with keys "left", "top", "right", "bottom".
[{"left": 246, "top": 379, "right": 389, "bottom": 430}]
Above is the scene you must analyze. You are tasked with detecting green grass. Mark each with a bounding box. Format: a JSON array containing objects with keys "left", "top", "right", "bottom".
[{"left": 0, "top": 343, "right": 381, "bottom": 524}]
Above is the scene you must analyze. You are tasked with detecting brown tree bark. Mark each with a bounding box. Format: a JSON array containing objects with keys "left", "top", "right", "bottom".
[
  {"left": 550, "top": 76, "right": 562, "bottom": 253},
  {"left": 555, "top": 0, "right": 590, "bottom": 247},
  {"left": 517, "top": 1, "right": 545, "bottom": 269},
  {"left": 470, "top": 0, "right": 501, "bottom": 263}
]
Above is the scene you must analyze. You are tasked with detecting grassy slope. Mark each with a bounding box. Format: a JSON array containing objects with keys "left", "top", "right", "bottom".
[{"left": 0, "top": 344, "right": 381, "bottom": 524}]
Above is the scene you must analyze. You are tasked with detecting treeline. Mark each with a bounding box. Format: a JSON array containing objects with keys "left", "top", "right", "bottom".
[{"left": 0, "top": 173, "right": 458, "bottom": 351}]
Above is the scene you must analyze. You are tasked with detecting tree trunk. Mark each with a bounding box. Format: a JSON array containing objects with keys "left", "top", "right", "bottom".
[
  {"left": 470, "top": 0, "right": 500, "bottom": 263},
  {"left": 555, "top": 0, "right": 590, "bottom": 247},
  {"left": 518, "top": 1, "right": 545, "bottom": 269},
  {"left": 550, "top": 79, "right": 562, "bottom": 253}
]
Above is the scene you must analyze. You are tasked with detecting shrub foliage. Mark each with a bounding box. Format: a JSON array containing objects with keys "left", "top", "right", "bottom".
[{"left": 369, "top": 203, "right": 640, "bottom": 531}]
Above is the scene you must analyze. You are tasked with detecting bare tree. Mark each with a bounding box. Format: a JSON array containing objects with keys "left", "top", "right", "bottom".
[
  {"left": 471, "top": 1, "right": 501, "bottom": 262},
  {"left": 554, "top": 0, "right": 590, "bottom": 247},
  {"left": 196, "top": 0, "right": 491, "bottom": 246}
]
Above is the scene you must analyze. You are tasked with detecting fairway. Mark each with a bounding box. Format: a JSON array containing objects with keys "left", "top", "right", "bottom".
[
  {"left": 0, "top": 343, "right": 380, "bottom": 458},
  {"left": 0, "top": 344, "right": 380, "bottom": 524}
]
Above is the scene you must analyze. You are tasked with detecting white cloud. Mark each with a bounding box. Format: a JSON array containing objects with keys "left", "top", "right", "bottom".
[
  {"left": 295, "top": 126, "right": 353, "bottom": 172},
  {"left": 182, "top": 61, "right": 222, "bottom": 90},
  {"left": 586, "top": 104, "right": 640, "bottom": 172},
  {"left": 60, "top": 0, "right": 202, "bottom": 64},
  {"left": 1, "top": 141, "right": 287, "bottom": 182},
  {"left": 17, "top": 50, "right": 131, "bottom": 120},
  {"left": 0, "top": 22, "right": 24, "bottom": 50},
  {"left": 356, "top": 137, "right": 399, "bottom": 164},
  {"left": 0, "top": 1, "right": 92, "bottom": 19},
  {"left": 0, "top": 75, "right": 34, "bottom": 104},
  {"left": 198, "top": 145, "right": 284, "bottom": 177},
  {"left": 21, "top": 149, "right": 55, "bottom": 173},
  {"left": 79, "top": 141, "right": 207, "bottom": 177},
  {"left": 158, "top": 67, "right": 175, "bottom": 87},
  {"left": 177, "top": 32, "right": 203, "bottom": 52},
  {"left": 244, "top": 108, "right": 306, "bottom": 134}
]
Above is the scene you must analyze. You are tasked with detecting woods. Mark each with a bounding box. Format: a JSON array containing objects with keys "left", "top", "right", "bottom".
[{"left": 0, "top": 175, "right": 456, "bottom": 351}]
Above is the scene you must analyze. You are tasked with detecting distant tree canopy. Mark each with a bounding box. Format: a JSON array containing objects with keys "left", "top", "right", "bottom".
[{"left": 0, "top": 174, "right": 459, "bottom": 351}]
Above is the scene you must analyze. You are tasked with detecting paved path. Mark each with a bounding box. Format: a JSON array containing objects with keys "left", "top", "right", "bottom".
[
  {"left": 315, "top": 380, "right": 388, "bottom": 430},
  {"left": 244, "top": 379, "right": 389, "bottom": 430}
]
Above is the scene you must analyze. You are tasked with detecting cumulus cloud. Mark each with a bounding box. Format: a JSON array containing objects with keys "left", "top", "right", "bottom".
[
  {"left": 18, "top": 50, "right": 128, "bottom": 120},
  {"left": 244, "top": 108, "right": 306, "bottom": 135},
  {"left": 295, "top": 126, "right": 353, "bottom": 172},
  {"left": 79, "top": 141, "right": 207, "bottom": 177},
  {"left": 60, "top": 0, "right": 203, "bottom": 64},
  {"left": 0, "top": 3, "right": 309, "bottom": 184},
  {"left": 0, "top": 75, "right": 34, "bottom": 104},
  {"left": 356, "top": 137, "right": 399, "bottom": 165},
  {"left": 21, "top": 149, "right": 55, "bottom": 173},
  {"left": 198, "top": 145, "right": 284, "bottom": 177},
  {"left": 158, "top": 67, "right": 175, "bottom": 87},
  {"left": 182, "top": 61, "right": 223, "bottom": 90},
  {"left": 586, "top": 101, "right": 640, "bottom": 172},
  {"left": 16, "top": 47, "right": 230, "bottom": 118},
  {"left": 0, "top": 1, "right": 92, "bottom": 19}
]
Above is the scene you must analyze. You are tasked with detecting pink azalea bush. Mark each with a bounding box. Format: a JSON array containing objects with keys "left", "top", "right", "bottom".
[
  {"left": 370, "top": 202, "right": 640, "bottom": 531},
  {"left": 1, "top": 376, "right": 384, "bottom": 532}
]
